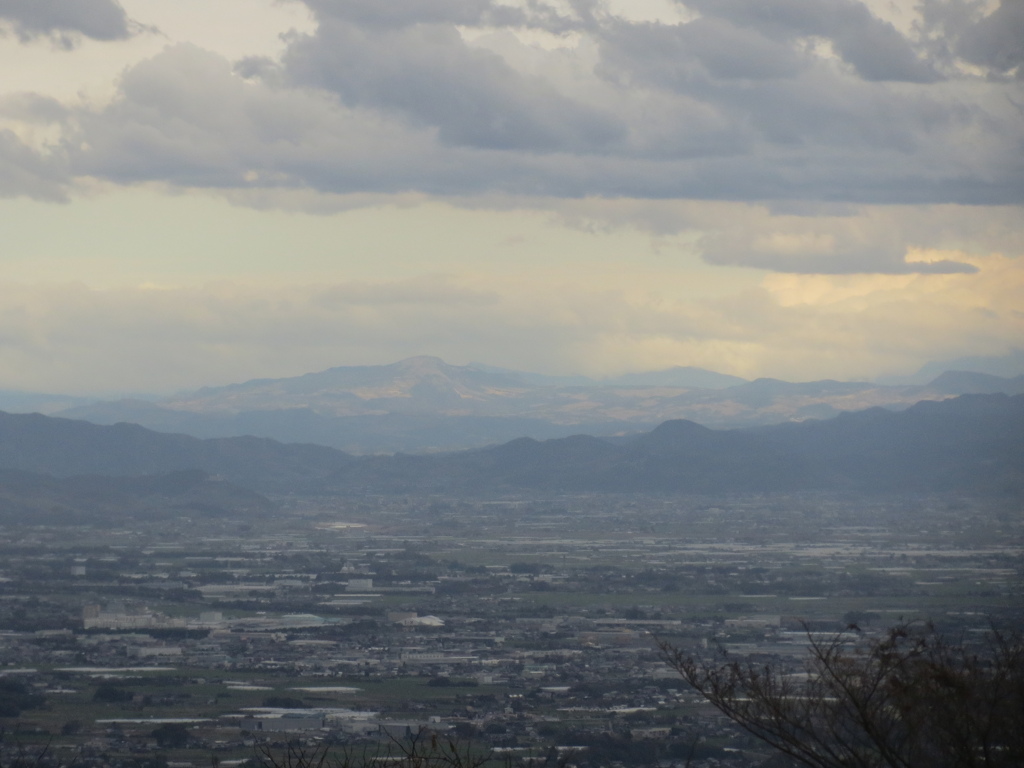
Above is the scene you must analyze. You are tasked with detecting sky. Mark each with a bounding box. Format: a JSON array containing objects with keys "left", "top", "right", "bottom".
[{"left": 0, "top": 0, "right": 1021, "bottom": 395}]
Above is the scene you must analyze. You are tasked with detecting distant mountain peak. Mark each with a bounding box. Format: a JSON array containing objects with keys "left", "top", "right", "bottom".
[
  {"left": 650, "top": 419, "right": 713, "bottom": 435},
  {"left": 392, "top": 355, "right": 450, "bottom": 370}
]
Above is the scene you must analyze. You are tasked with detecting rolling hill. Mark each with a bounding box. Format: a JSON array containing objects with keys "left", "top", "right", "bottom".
[{"left": 1, "top": 393, "right": 1020, "bottom": 499}]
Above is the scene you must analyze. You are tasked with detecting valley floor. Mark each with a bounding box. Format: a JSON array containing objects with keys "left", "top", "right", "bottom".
[{"left": 1, "top": 491, "right": 1020, "bottom": 768}]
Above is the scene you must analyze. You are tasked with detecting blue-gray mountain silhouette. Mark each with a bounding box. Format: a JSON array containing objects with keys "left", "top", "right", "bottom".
[{"left": 0, "top": 394, "right": 1020, "bottom": 498}]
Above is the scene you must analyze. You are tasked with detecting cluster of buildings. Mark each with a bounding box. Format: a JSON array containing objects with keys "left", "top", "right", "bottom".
[{"left": 0, "top": 491, "right": 1019, "bottom": 768}]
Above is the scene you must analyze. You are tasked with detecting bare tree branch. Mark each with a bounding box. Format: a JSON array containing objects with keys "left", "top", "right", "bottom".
[{"left": 658, "top": 622, "right": 1024, "bottom": 768}]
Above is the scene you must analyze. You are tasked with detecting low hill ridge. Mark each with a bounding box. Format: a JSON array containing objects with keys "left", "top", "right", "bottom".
[{"left": 3, "top": 394, "right": 1020, "bottom": 498}]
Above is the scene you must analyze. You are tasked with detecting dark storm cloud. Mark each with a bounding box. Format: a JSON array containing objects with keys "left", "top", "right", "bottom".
[
  {"left": 301, "top": 0, "right": 580, "bottom": 33},
  {"left": 282, "top": 19, "right": 625, "bottom": 151},
  {"left": 0, "top": 0, "right": 136, "bottom": 45},
  {"left": 68, "top": 45, "right": 594, "bottom": 197},
  {"left": 252, "top": 0, "right": 1024, "bottom": 203},
  {"left": 69, "top": 45, "right": 445, "bottom": 190},
  {"left": 684, "top": 0, "right": 939, "bottom": 82},
  {"left": 596, "top": 15, "right": 806, "bottom": 86},
  {"left": 302, "top": 0, "right": 504, "bottom": 29},
  {"left": 954, "top": 1, "right": 1024, "bottom": 77},
  {"left": 66, "top": 42, "right": 995, "bottom": 213}
]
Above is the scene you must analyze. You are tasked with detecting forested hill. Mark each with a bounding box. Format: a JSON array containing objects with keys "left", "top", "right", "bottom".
[
  {"left": 328, "top": 393, "right": 1024, "bottom": 495},
  {"left": 0, "top": 394, "right": 1020, "bottom": 497},
  {"left": 0, "top": 411, "right": 352, "bottom": 494}
]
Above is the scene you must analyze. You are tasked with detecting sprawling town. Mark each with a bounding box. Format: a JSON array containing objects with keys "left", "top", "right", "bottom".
[{"left": 2, "top": 492, "right": 1021, "bottom": 768}]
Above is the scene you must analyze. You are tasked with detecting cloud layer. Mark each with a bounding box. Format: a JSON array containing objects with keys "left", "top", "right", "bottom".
[{"left": 3, "top": 0, "right": 1021, "bottom": 211}]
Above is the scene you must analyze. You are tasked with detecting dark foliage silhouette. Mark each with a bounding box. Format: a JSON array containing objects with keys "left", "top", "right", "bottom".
[{"left": 659, "top": 622, "right": 1024, "bottom": 768}]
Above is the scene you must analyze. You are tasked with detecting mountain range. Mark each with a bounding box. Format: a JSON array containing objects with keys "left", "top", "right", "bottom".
[
  {"left": 1, "top": 393, "right": 1021, "bottom": 500},
  {"left": 44, "top": 357, "right": 1024, "bottom": 455}
]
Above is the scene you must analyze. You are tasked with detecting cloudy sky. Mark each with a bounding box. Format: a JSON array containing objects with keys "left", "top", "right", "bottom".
[{"left": 0, "top": 0, "right": 1021, "bottom": 394}]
